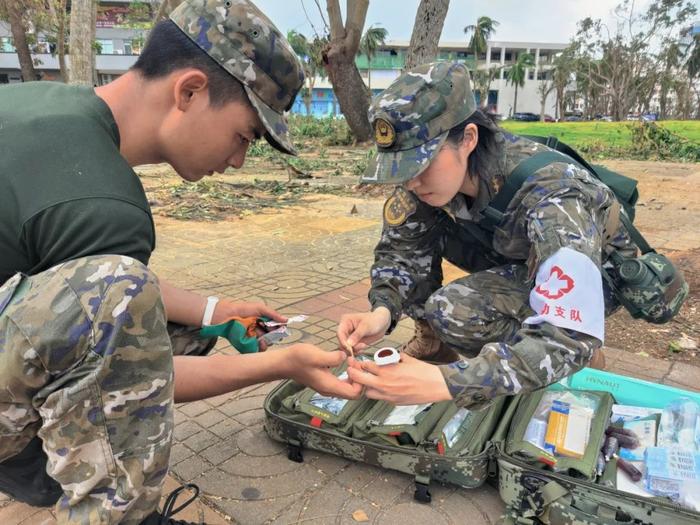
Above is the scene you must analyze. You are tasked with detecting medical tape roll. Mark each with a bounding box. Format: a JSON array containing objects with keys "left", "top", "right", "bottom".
[{"left": 374, "top": 347, "right": 400, "bottom": 366}]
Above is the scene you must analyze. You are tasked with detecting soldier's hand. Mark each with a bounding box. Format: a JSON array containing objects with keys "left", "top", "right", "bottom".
[
  {"left": 286, "top": 344, "right": 363, "bottom": 399},
  {"left": 346, "top": 354, "right": 452, "bottom": 405},
  {"left": 337, "top": 308, "right": 391, "bottom": 354}
]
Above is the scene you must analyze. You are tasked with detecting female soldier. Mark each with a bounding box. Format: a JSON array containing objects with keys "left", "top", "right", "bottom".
[{"left": 337, "top": 61, "right": 637, "bottom": 409}]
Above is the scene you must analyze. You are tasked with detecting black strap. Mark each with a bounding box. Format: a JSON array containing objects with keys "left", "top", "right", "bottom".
[{"left": 618, "top": 212, "right": 653, "bottom": 254}]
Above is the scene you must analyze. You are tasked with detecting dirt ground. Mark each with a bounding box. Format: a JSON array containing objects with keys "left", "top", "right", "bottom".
[{"left": 137, "top": 156, "right": 700, "bottom": 366}]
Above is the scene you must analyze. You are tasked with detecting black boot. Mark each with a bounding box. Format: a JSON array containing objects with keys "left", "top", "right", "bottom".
[
  {"left": 140, "top": 483, "right": 203, "bottom": 525},
  {"left": 0, "top": 437, "right": 62, "bottom": 507}
]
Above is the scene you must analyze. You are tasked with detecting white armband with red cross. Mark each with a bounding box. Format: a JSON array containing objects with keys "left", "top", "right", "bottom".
[{"left": 524, "top": 247, "right": 605, "bottom": 342}]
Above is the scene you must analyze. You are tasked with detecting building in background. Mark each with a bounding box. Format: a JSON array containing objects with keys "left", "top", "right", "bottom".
[
  {"left": 292, "top": 39, "right": 569, "bottom": 118},
  {"left": 1, "top": 6, "right": 568, "bottom": 117},
  {"left": 0, "top": 0, "right": 148, "bottom": 85}
]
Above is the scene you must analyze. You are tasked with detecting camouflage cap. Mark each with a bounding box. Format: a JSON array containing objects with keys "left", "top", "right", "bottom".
[
  {"left": 362, "top": 61, "right": 476, "bottom": 184},
  {"left": 170, "top": 0, "right": 304, "bottom": 155}
]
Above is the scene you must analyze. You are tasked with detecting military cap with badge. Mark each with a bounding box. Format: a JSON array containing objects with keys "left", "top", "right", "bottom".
[{"left": 169, "top": 0, "right": 305, "bottom": 155}]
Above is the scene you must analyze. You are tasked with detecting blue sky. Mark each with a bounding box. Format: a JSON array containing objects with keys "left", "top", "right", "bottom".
[{"left": 254, "top": 0, "right": 658, "bottom": 45}]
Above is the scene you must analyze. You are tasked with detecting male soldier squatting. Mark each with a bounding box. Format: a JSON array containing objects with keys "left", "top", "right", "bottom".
[
  {"left": 0, "top": 1, "right": 361, "bottom": 523},
  {"left": 337, "top": 62, "right": 684, "bottom": 409}
]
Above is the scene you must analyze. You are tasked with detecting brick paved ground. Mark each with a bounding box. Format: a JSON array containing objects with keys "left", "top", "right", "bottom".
[{"left": 1, "top": 192, "right": 698, "bottom": 525}]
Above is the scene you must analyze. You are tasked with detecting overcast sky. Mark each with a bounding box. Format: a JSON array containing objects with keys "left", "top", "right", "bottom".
[{"left": 253, "top": 0, "right": 674, "bottom": 46}]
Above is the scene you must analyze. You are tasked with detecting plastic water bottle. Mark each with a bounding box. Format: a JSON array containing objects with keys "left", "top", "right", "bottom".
[{"left": 658, "top": 398, "right": 700, "bottom": 451}]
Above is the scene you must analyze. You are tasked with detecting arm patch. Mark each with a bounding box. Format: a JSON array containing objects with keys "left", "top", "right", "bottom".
[{"left": 383, "top": 188, "right": 418, "bottom": 227}]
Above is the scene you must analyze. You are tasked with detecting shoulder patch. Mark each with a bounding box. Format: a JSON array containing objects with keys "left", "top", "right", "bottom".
[{"left": 383, "top": 188, "right": 417, "bottom": 227}]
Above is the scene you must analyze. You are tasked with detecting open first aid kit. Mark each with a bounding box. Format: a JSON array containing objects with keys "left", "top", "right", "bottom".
[{"left": 264, "top": 360, "right": 700, "bottom": 524}]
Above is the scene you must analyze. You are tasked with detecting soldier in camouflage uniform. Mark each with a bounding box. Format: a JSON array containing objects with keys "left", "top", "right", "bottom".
[
  {"left": 338, "top": 61, "right": 653, "bottom": 410},
  {"left": 0, "top": 1, "right": 360, "bottom": 524}
]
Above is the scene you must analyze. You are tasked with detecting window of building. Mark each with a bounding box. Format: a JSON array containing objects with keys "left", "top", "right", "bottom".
[
  {"left": 491, "top": 49, "right": 501, "bottom": 61},
  {"left": 528, "top": 70, "right": 535, "bottom": 80},
  {"left": 504, "top": 52, "right": 512, "bottom": 61},
  {"left": 96, "top": 39, "right": 114, "bottom": 55},
  {"left": 0, "top": 74, "right": 8, "bottom": 84},
  {"left": 1, "top": 37, "right": 14, "bottom": 53},
  {"left": 123, "top": 40, "right": 132, "bottom": 55},
  {"left": 537, "top": 70, "right": 549, "bottom": 81}
]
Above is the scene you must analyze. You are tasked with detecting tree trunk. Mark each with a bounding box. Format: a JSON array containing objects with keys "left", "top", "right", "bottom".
[
  {"left": 540, "top": 97, "right": 546, "bottom": 121},
  {"left": 323, "top": 0, "right": 372, "bottom": 142},
  {"left": 513, "top": 84, "right": 519, "bottom": 114},
  {"left": 303, "top": 89, "right": 312, "bottom": 115},
  {"left": 91, "top": 0, "right": 97, "bottom": 85},
  {"left": 68, "top": 0, "right": 96, "bottom": 85},
  {"left": 7, "top": 1, "right": 37, "bottom": 81},
  {"left": 404, "top": 0, "right": 449, "bottom": 70},
  {"left": 57, "top": 0, "right": 68, "bottom": 81}
]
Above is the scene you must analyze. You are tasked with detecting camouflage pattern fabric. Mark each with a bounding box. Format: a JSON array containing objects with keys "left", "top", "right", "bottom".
[
  {"left": 0, "top": 255, "right": 216, "bottom": 524},
  {"left": 264, "top": 381, "right": 491, "bottom": 489},
  {"left": 369, "top": 133, "right": 638, "bottom": 410},
  {"left": 362, "top": 62, "right": 477, "bottom": 184},
  {"left": 609, "top": 251, "right": 689, "bottom": 323},
  {"left": 170, "top": 0, "right": 304, "bottom": 155}
]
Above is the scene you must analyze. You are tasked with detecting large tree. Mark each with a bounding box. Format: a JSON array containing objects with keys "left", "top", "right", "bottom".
[
  {"left": 48, "top": 0, "right": 69, "bottom": 81},
  {"left": 0, "top": 0, "right": 38, "bottom": 81},
  {"left": 551, "top": 47, "right": 576, "bottom": 120},
  {"left": 323, "top": 0, "right": 372, "bottom": 142},
  {"left": 506, "top": 52, "right": 534, "bottom": 115},
  {"left": 537, "top": 78, "right": 555, "bottom": 121},
  {"left": 359, "top": 24, "right": 387, "bottom": 90},
  {"left": 68, "top": 0, "right": 96, "bottom": 85},
  {"left": 404, "top": 0, "right": 449, "bottom": 70},
  {"left": 572, "top": 0, "right": 696, "bottom": 120}
]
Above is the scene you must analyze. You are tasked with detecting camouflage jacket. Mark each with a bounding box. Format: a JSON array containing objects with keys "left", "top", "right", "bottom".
[{"left": 369, "top": 132, "right": 636, "bottom": 409}]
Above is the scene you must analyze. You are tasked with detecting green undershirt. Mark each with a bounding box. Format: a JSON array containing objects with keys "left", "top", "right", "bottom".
[{"left": 0, "top": 81, "right": 155, "bottom": 285}]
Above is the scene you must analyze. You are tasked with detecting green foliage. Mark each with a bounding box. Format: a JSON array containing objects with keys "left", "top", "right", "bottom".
[
  {"left": 464, "top": 16, "right": 499, "bottom": 56},
  {"left": 628, "top": 122, "right": 700, "bottom": 162},
  {"left": 502, "top": 120, "right": 700, "bottom": 161},
  {"left": 289, "top": 115, "right": 354, "bottom": 146},
  {"left": 507, "top": 52, "right": 535, "bottom": 88},
  {"left": 351, "top": 150, "right": 374, "bottom": 177},
  {"left": 247, "top": 140, "right": 277, "bottom": 159},
  {"left": 359, "top": 25, "right": 388, "bottom": 61}
]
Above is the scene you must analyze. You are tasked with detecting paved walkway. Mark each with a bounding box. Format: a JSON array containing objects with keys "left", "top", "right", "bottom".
[{"left": 1, "top": 193, "right": 698, "bottom": 525}]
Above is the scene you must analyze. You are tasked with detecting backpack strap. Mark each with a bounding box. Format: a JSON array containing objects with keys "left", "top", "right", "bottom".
[
  {"left": 523, "top": 134, "right": 599, "bottom": 175},
  {"left": 481, "top": 151, "right": 571, "bottom": 231}
]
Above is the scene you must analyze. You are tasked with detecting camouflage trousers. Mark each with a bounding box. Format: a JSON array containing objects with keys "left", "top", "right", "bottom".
[
  {"left": 0, "top": 255, "right": 216, "bottom": 524},
  {"left": 421, "top": 264, "right": 619, "bottom": 358}
]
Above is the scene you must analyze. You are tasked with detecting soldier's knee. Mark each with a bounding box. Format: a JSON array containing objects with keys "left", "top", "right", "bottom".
[
  {"left": 424, "top": 283, "right": 488, "bottom": 338},
  {"left": 60, "top": 255, "right": 164, "bottom": 326}
]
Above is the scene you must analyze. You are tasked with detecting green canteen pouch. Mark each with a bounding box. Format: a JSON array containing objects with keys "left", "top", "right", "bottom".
[
  {"left": 352, "top": 400, "right": 451, "bottom": 447},
  {"left": 505, "top": 388, "right": 614, "bottom": 480},
  {"left": 425, "top": 397, "right": 506, "bottom": 456}
]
